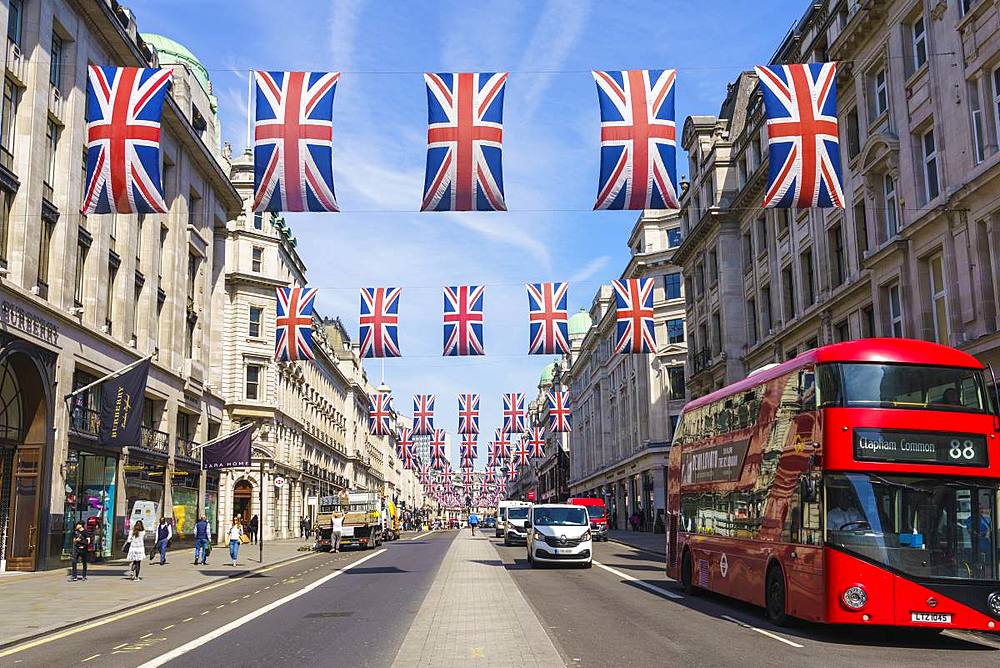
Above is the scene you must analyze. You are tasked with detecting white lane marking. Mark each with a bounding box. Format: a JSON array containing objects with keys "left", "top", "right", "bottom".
[
  {"left": 161, "top": 625, "right": 174, "bottom": 631},
  {"left": 181, "top": 618, "right": 193, "bottom": 623},
  {"left": 138, "top": 549, "right": 388, "bottom": 668},
  {"left": 410, "top": 530, "right": 435, "bottom": 541},
  {"left": 112, "top": 643, "right": 128, "bottom": 650},
  {"left": 82, "top": 654, "right": 100, "bottom": 662},
  {"left": 593, "top": 561, "right": 684, "bottom": 600},
  {"left": 139, "top": 633, "right": 153, "bottom": 639},
  {"left": 720, "top": 615, "right": 804, "bottom": 648}
]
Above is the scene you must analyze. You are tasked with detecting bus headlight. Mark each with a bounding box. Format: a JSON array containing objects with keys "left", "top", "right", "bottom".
[
  {"left": 987, "top": 592, "right": 1000, "bottom": 619},
  {"left": 841, "top": 585, "right": 868, "bottom": 611}
]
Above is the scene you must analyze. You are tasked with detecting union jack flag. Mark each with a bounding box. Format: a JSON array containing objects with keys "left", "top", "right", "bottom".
[
  {"left": 419, "top": 464, "right": 431, "bottom": 485},
  {"left": 402, "top": 447, "right": 415, "bottom": 470},
  {"left": 547, "top": 390, "right": 571, "bottom": 433},
  {"left": 397, "top": 427, "right": 414, "bottom": 460},
  {"left": 487, "top": 442, "right": 500, "bottom": 468},
  {"left": 462, "top": 468, "right": 473, "bottom": 486},
  {"left": 527, "top": 282, "right": 570, "bottom": 355},
  {"left": 368, "top": 391, "right": 393, "bottom": 436},
  {"left": 460, "top": 434, "right": 478, "bottom": 464},
  {"left": 253, "top": 71, "right": 340, "bottom": 212},
  {"left": 502, "top": 393, "right": 526, "bottom": 434},
  {"left": 753, "top": 63, "right": 843, "bottom": 208},
  {"left": 525, "top": 426, "right": 545, "bottom": 459},
  {"left": 484, "top": 468, "right": 496, "bottom": 484},
  {"left": 359, "top": 288, "right": 401, "bottom": 358},
  {"left": 494, "top": 428, "right": 511, "bottom": 460},
  {"left": 421, "top": 72, "right": 508, "bottom": 211},
  {"left": 612, "top": 279, "right": 656, "bottom": 354},
  {"left": 592, "top": 69, "right": 678, "bottom": 210},
  {"left": 275, "top": 287, "right": 318, "bottom": 362},
  {"left": 430, "top": 429, "right": 447, "bottom": 469},
  {"left": 83, "top": 66, "right": 172, "bottom": 214},
  {"left": 457, "top": 393, "right": 480, "bottom": 435},
  {"left": 443, "top": 286, "right": 485, "bottom": 356},
  {"left": 412, "top": 395, "right": 435, "bottom": 436}
]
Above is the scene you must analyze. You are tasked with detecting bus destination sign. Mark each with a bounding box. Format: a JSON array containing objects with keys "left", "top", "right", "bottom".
[
  {"left": 853, "top": 428, "right": 988, "bottom": 467},
  {"left": 681, "top": 439, "right": 749, "bottom": 484}
]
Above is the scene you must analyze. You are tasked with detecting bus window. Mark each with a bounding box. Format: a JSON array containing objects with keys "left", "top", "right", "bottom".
[{"left": 824, "top": 363, "right": 988, "bottom": 413}]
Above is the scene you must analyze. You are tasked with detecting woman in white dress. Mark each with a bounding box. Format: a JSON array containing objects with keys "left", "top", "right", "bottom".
[{"left": 125, "top": 520, "right": 147, "bottom": 580}]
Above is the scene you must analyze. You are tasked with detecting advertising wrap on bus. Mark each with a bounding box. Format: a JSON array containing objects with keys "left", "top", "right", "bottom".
[
  {"left": 853, "top": 428, "right": 989, "bottom": 467},
  {"left": 681, "top": 440, "right": 749, "bottom": 484}
]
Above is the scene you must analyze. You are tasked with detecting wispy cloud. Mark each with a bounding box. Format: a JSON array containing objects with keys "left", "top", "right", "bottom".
[
  {"left": 516, "top": 0, "right": 591, "bottom": 119},
  {"left": 446, "top": 213, "right": 552, "bottom": 270},
  {"left": 328, "top": 1, "right": 364, "bottom": 72},
  {"left": 569, "top": 255, "right": 610, "bottom": 284}
]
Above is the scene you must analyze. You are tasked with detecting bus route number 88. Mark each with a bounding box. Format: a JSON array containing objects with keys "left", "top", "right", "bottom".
[{"left": 949, "top": 439, "right": 977, "bottom": 461}]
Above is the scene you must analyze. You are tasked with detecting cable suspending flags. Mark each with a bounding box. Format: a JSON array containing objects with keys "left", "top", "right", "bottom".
[
  {"left": 359, "top": 287, "right": 402, "bottom": 358},
  {"left": 253, "top": 71, "right": 340, "bottom": 212},
  {"left": 527, "top": 282, "right": 570, "bottom": 355},
  {"left": 753, "top": 63, "right": 843, "bottom": 209},
  {"left": 275, "top": 287, "right": 318, "bottom": 361},
  {"left": 421, "top": 72, "right": 508, "bottom": 212},
  {"left": 592, "top": 69, "right": 679, "bottom": 210},
  {"left": 83, "top": 66, "right": 172, "bottom": 214}
]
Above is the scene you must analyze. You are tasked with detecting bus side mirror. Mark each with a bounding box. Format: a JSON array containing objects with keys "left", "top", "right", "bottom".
[{"left": 800, "top": 477, "right": 818, "bottom": 503}]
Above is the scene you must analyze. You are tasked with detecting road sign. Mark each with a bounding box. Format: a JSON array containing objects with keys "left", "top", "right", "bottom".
[
  {"left": 527, "top": 490, "right": 536, "bottom": 501},
  {"left": 274, "top": 476, "right": 286, "bottom": 488}
]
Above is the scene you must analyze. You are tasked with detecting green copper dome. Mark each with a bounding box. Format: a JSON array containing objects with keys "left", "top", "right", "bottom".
[
  {"left": 141, "top": 34, "right": 212, "bottom": 98},
  {"left": 568, "top": 308, "right": 593, "bottom": 337},
  {"left": 539, "top": 362, "right": 557, "bottom": 387}
]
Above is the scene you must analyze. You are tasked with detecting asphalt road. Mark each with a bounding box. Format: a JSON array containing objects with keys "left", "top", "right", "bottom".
[
  {"left": 492, "top": 537, "right": 1000, "bottom": 668},
  {"left": 1, "top": 530, "right": 454, "bottom": 668}
]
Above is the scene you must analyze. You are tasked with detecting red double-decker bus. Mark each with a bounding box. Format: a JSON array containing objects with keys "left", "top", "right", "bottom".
[{"left": 665, "top": 338, "right": 1000, "bottom": 631}]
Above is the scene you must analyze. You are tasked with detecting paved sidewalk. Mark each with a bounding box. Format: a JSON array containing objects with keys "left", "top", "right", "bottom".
[
  {"left": 608, "top": 529, "right": 666, "bottom": 555},
  {"left": 0, "top": 537, "right": 315, "bottom": 649},
  {"left": 392, "top": 530, "right": 564, "bottom": 667}
]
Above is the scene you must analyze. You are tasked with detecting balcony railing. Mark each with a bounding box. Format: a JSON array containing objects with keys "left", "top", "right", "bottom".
[
  {"left": 138, "top": 426, "right": 169, "bottom": 455},
  {"left": 69, "top": 406, "right": 100, "bottom": 437},
  {"left": 692, "top": 348, "right": 712, "bottom": 373},
  {"left": 175, "top": 437, "right": 200, "bottom": 462}
]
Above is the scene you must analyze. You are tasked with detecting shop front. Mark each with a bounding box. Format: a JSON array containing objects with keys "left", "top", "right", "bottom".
[
  {"left": 122, "top": 456, "right": 166, "bottom": 542},
  {"left": 61, "top": 447, "right": 118, "bottom": 561},
  {"left": 170, "top": 467, "right": 200, "bottom": 548},
  {"left": 204, "top": 473, "right": 219, "bottom": 538}
]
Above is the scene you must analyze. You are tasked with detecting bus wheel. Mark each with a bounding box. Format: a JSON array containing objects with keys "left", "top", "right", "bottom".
[
  {"left": 765, "top": 565, "right": 789, "bottom": 627},
  {"left": 681, "top": 550, "right": 697, "bottom": 595}
]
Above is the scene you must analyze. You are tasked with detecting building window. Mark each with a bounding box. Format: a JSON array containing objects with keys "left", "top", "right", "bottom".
[
  {"left": 801, "top": 250, "right": 815, "bottom": 307},
  {"left": 711, "top": 312, "right": 721, "bottom": 355},
  {"left": 887, "top": 282, "right": 904, "bottom": 337},
  {"left": 742, "top": 232, "right": 753, "bottom": 273},
  {"left": 746, "top": 297, "right": 758, "bottom": 344},
  {"left": 50, "top": 32, "right": 64, "bottom": 89},
  {"left": 251, "top": 246, "right": 263, "bottom": 272},
  {"left": 695, "top": 262, "right": 704, "bottom": 296},
  {"left": 961, "top": 0, "right": 980, "bottom": 16},
  {"left": 883, "top": 173, "right": 899, "bottom": 239},
  {"left": 664, "top": 272, "right": 682, "bottom": 300},
  {"left": 778, "top": 208, "right": 792, "bottom": 237},
  {"left": 667, "top": 366, "right": 685, "bottom": 401},
  {"left": 187, "top": 253, "right": 198, "bottom": 303},
  {"left": 861, "top": 305, "right": 875, "bottom": 338},
  {"left": 155, "top": 295, "right": 164, "bottom": 351},
  {"left": 7, "top": 0, "right": 23, "bottom": 47},
  {"left": 834, "top": 320, "right": 850, "bottom": 343},
  {"left": 928, "top": 254, "right": 949, "bottom": 344},
  {"left": 132, "top": 281, "right": 142, "bottom": 342},
  {"left": 781, "top": 265, "right": 796, "bottom": 321},
  {"left": 707, "top": 250, "right": 718, "bottom": 286},
  {"left": 756, "top": 215, "right": 768, "bottom": 255},
  {"left": 249, "top": 306, "right": 263, "bottom": 338},
  {"left": 921, "top": 126, "right": 939, "bottom": 202},
  {"left": 0, "top": 190, "right": 10, "bottom": 265},
  {"left": 44, "top": 120, "right": 58, "bottom": 199},
  {"left": 105, "top": 260, "right": 118, "bottom": 331},
  {"left": 253, "top": 212, "right": 263, "bottom": 230},
  {"left": 970, "top": 77, "right": 987, "bottom": 164},
  {"left": 246, "top": 365, "right": 262, "bottom": 401},
  {"left": 74, "top": 238, "right": 88, "bottom": 307},
  {"left": 158, "top": 225, "right": 167, "bottom": 283},
  {"left": 186, "top": 319, "right": 195, "bottom": 358},
  {"left": 828, "top": 224, "right": 845, "bottom": 287},
  {"left": 136, "top": 214, "right": 144, "bottom": 267},
  {"left": 666, "top": 227, "right": 681, "bottom": 248},
  {"left": 37, "top": 220, "right": 54, "bottom": 290},
  {"left": 737, "top": 157, "right": 747, "bottom": 187},
  {"left": 666, "top": 318, "right": 685, "bottom": 344},
  {"left": 910, "top": 15, "right": 927, "bottom": 72},
  {"left": 845, "top": 106, "right": 860, "bottom": 160},
  {"left": 761, "top": 286, "right": 772, "bottom": 333},
  {"left": 853, "top": 200, "right": 868, "bottom": 269},
  {"left": 872, "top": 67, "right": 889, "bottom": 118},
  {"left": 2, "top": 77, "right": 20, "bottom": 165}
]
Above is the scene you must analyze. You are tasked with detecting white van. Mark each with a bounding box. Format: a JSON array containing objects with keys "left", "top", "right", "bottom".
[
  {"left": 527, "top": 503, "right": 593, "bottom": 568},
  {"left": 495, "top": 500, "right": 532, "bottom": 540}
]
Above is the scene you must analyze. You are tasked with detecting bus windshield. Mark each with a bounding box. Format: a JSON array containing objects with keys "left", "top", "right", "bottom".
[
  {"left": 818, "top": 363, "right": 988, "bottom": 413},
  {"left": 826, "top": 473, "right": 999, "bottom": 580}
]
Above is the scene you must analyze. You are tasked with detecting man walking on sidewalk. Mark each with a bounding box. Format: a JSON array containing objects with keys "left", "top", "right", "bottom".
[
  {"left": 153, "top": 517, "right": 173, "bottom": 565},
  {"left": 194, "top": 515, "right": 211, "bottom": 565},
  {"left": 69, "top": 521, "right": 92, "bottom": 582},
  {"left": 248, "top": 514, "right": 259, "bottom": 544},
  {"left": 468, "top": 512, "right": 479, "bottom": 536}
]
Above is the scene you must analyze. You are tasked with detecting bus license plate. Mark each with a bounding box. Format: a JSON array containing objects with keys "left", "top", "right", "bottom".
[{"left": 911, "top": 612, "right": 951, "bottom": 624}]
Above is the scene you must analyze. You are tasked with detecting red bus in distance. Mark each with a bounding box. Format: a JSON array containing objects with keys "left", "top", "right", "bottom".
[{"left": 665, "top": 338, "right": 1000, "bottom": 631}]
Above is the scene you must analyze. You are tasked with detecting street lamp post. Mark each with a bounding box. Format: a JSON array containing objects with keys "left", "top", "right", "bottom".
[{"left": 551, "top": 360, "right": 564, "bottom": 503}]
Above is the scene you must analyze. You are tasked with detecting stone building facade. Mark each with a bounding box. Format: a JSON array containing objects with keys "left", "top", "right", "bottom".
[
  {"left": 677, "top": 0, "right": 1000, "bottom": 400},
  {"left": 565, "top": 210, "right": 688, "bottom": 531},
  {"left": 0, "top": 0, "right": 240, "bottom": 570}
]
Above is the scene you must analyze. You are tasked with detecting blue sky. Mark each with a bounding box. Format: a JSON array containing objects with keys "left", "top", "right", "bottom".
[{"left": 131, "top": 0, "right": 806, "bottom": 466}]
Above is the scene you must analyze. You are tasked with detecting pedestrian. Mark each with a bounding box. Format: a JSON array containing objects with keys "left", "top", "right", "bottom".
[
  {"left": 228, "top": 517, "right": 244, "bottom": 566},
  {"left": 468, "top": 511, "right": 479, "bottom": 536},
  {"left": 125, "top": 520, "right": 146, "bottom": 581},
  {"left": 248, "top": 514, "right": 259, "bottom": 544},
  {"left": 330, "top": 512, "right": 343, "bottom": 553},
  {"left": 69, "top": 521, "right": 91, "bottom": 582},
  {"left": 153, "top": 517, "right": 173, "bottom": 565},
  {"left": 194, "top": 515, "right": 211, "bottom": 565},
  {"left": 304, "top": 515, "right": 311, "bottom": 539},
  {"left": 299, "top": 516, "right": 306, "bottom": 538},
  {"left": 638, "top": 505, "right": 646, "bottom": 532}
]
